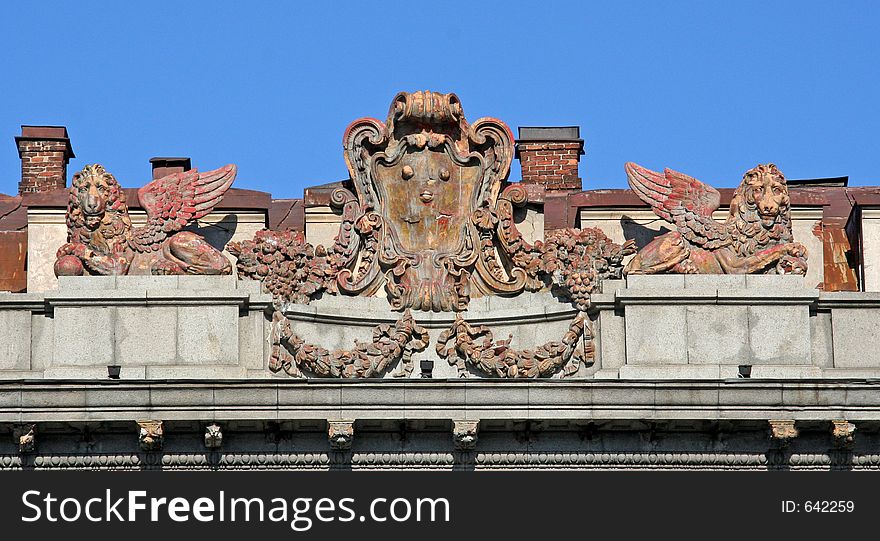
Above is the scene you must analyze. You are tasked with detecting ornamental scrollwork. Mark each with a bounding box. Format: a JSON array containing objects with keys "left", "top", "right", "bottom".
[{"left": 229, "top": 91, "right": 636, "bottom": 379}]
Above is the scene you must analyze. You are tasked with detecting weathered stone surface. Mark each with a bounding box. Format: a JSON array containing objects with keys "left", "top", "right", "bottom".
[
  {"left": 831, "top": 308, "right": 880, "bottom": 368},
  {"left": 13, "top": 423, "right": 36, "bottom": 453},
  {"left": 328, "top": 420, "right": 354, "bottom": 450},
  {"left": 29, "top": 314, "right": 53, "bottom": 372},
  {"left": 748, "top": 305, "right": 811, "bottom": 365},
  {"left": 145, "top": 366, "right": 246, "bottom": 379},
  {"left": 116, "top": 275, "right": 179, "bottom": 290},
  {"left": 238, "top": 312, "right": 266, "bottom": 370},
  {"left": 624, "top": 162, "right": 807, "bottom": 276},
  {"left": 618, "top": 365, "right": 739, "bottom": 379},
  {"left": 27, "top": 209, "right": 69, "bottom": 292},
  {"left": 0, "top": 311, "right": 30, "bottom": 370},
  {"left": 625, "top": 305, "right": 687, "bottom": 364},
  {"left": 43, "top": 366, "right": 146, "bottom": 379},
  {"left": 597, "top": 309, "right": 625, "bottom": 373},
  {"left": 177, "top": 275, "right": 238, "bottom": 291},
  {"left": 57, "top": 275, "right": 117, "bottom": 290},
  {"left": 54, "top": 164, "right": 235, "bottom": 278},
  {"left": 437, "top": 312, "right": 587, "bottom": 379},
  {"left": 137, "top": 420, "right": 163, "bottom": 451},
  {"left": 810, "top": 311, "right": 833, "bottom": 369},
  {"left": 53, "top": 306, "right": 115, "bottom": 366},
  {"left": 115, "top": 306, "right": 177, "bottom": 365},
  {"left": 831, "top": 420, "right": 856, "bottom": 448},
  {"left": 745, "top": 274, "right": 805, "bottom": 290},
  {"left": 626, "top": 274, "right": 685, "bottom": 289},
  {"left": 769, "top": 420, "right": 798, "bottom": 444},
  {"left": 861, "top": 209, "right": 880, "bottom": 291},
  {"left": 750, "top": 365, "right": 822, "bottom": 378},
  {"left": 684, "top": 274, "right": 746, "bottom": 289},
  {"left": 453, "top": 420, "right": 479, "bottom": 450},
  {"left": 686, "top": 305, "right": 749, "bottom": 365},
  {"left": 177, "top": 306, "right": 239, "bottom": 365},
  {"left": 204, "top": 424, "right": 223, "bottom": 449}
]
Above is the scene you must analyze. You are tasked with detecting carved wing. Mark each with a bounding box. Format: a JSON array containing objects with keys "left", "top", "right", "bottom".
[
  {"left": 130, "top": 164, "right": 237, "bottom": 252},
  {"left": 625, "top": 162, "right": 730, "bottom": 249}
]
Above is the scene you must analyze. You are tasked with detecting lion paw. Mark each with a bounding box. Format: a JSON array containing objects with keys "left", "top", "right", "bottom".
[
  {"left": 673, "top": 259, "right": 700, "bottom": 274},
  {"left": 151, "top": 259, "right": 185, "bottom": 275},
  {"left": 785, "top": 242, "right": 807, "bottom": 258},
  {"left": 56, "top": 242, "right": 90, "bottom": 259},
  {"left": 776, "top": 254, "right": 807, "bottom": 275}
]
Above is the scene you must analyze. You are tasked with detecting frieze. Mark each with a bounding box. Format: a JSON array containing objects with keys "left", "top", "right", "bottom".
[{"left": 1, "top": 451, "right": 876, "bottom": 470}]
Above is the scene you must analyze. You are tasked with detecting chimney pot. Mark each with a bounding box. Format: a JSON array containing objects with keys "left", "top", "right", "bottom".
[
  {"left": 515, "top": 126, "right": 584, "bottom": 192},
  {"left": 149, "top": 157, "right": 192, "bottom": 180},
  {"left": 15, "top": 125, "right": 75, "bottom": 195}
]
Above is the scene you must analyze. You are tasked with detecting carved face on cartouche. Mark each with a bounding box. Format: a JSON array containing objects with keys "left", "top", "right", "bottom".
[{"left": 376, "top": 143, "right": 481, "bottom": 254}]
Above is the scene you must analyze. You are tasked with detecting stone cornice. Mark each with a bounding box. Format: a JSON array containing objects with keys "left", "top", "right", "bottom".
[{"left": 1, "top": 379, "right": 879, "bottom": 423}]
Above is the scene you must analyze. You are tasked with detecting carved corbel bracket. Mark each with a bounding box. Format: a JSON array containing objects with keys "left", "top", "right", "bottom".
[
  {"left": 453, "top": 420, "right": 479, "bottom": 450},
  {"left": 768, "top": 420, "right": 798, "bottom": 446},
  {"left": 14, "top": 423, "right": 36, "bottom": 454},
  {"left": 831, "top": 420, "right": 856, "bottom": 449},
  {"left": 205, "top": 423, "right": 223, "bottom": 449},
  {"left": 328, "top": 420, "right": 354, "bottom": 450},
  {"left": 137, "top": 420, "right": 164, "bottom": 452}
]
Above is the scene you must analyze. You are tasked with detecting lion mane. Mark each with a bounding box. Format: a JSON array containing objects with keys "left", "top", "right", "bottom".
[
  {"left": 67, "top": 164, "right": 132, "bottom": 255},
  {"left": 728, "top": 163, "right": 793, "bottom": 258}
]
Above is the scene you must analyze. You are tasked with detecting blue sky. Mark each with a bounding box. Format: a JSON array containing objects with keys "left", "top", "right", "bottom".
[{"left": 1, "top": 1, "right": 877, "bottom": 198}]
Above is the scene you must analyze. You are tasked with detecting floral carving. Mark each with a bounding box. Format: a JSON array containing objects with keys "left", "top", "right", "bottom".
[
  {"left": 537, "top": 228, "right": 636, "bottom": 311},
  {"left": 228, "top": 229, "right": 335, "bottom": 306},
  {"left": 270, "top": 310, "right": 429, "bottom": 378},
  {"left": 436, "top": 312, "right": 590, "bottom": 378}
]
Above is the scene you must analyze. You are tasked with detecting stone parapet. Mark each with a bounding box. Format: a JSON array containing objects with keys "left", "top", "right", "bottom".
[
  {"left": 0, "top": 274, "right": 879, "bottom": 380},
  {"left": 0, "top": 276, "right": 271, "bottom": 379}
]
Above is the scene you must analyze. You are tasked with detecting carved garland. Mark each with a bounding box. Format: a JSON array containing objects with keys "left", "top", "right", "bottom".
[
  {"left": 437, "top": 312, "right": 590, "bottom": 378},
  {"left": 268, "top": 310, "right": 429, "bottom": 378}
]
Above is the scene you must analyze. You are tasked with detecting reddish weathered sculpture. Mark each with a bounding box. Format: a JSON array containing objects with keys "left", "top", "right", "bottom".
[
  {"left": 624, "top": 162, "right": 807, "bottom": 275},
  {"left": 339, "top": 91, "right": 519, "bottom": 311},
  {"left": 230, "top": 91, "right": 635, "bottom": 379},
  {"left": 54, "top": 163, "right": 236, "bottom": 277},
  {"left": 437, "top": 312, "right": 589, "bottom": 379}
]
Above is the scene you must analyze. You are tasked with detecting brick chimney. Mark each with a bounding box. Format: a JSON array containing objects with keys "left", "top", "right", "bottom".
[
  {"left": 15, "top": 125, "right": 75, "bottom": 195},
  {"left": 515, "top": 126, "right": 584, "bottom": 191},
  {"left": 149, "top": 157, "right": 192, "bottom": 180}
]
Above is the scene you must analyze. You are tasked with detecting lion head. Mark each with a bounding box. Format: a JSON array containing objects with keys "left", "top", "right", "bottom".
[
  {"left": 67, "top": 164, "right": 132, "bottom": 254},
  {"left": 729, "top": 163, "right": 793, "bottom": 257}
]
